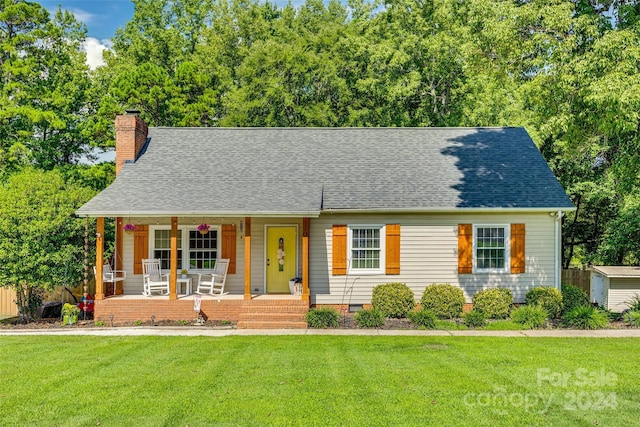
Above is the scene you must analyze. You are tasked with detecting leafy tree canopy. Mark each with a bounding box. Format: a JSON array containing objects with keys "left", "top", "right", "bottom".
[
  {"left": 0, "top": 168, "right": 96, "bottom": 321},
  {"left": 4, "top": 0, "right": 640, "bottom": 281},
  {"left": 0, "top": 1, "right": 95, "bottom": 170}
]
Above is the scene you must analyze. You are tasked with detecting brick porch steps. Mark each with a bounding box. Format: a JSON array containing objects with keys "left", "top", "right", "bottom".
[{"left": 237, "top": 299, "right": 309, "bottom": 329}]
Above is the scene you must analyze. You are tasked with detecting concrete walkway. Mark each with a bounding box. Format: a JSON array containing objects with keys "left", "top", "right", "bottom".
[{"left": 1, "top": 327, "right": 640, "bottom": 337}]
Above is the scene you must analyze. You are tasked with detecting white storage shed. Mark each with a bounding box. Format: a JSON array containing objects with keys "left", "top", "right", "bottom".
[{"left": 590, "top": 266, "right": 640, "bottom": 312}]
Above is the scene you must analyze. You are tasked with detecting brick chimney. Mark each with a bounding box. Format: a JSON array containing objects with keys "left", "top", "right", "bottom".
[{"left": 115, "top": 110, "right": 148, "bottom": 175}]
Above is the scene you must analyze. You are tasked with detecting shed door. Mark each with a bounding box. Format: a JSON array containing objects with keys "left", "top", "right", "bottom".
[
  {"left": 266, "top": 227, "right": 297, "bottom": 293},
  {"left": 591, "top": 273, "right": 604, "bottom": 306}
]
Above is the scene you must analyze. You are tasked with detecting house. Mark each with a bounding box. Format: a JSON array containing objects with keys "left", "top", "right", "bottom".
[
  {"left": 76, "top": 111, "right": 575, "bottom": 327},
  {"left": 590, "top": 266, "right": 640, "bottom": 312}
]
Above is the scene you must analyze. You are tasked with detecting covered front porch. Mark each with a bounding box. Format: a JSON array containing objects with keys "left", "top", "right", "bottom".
[{"left": 93, "top": 216, "right": 311, "bottom": 327}]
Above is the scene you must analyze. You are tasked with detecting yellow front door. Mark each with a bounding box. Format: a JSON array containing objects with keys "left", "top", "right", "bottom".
[{"left": 266, "top": 226, "right": 297, "bottom": 293}]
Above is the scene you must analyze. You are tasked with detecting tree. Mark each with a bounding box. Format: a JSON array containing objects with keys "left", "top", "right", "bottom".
[
  {"left": 0, "top": 168, "right": 96, "bottom": 322},
  {"left": 88, "top": 0, "right": 640, "bottom": 265},
  {"left": 0, "top": 1, "right": 94, "bottom": 170},
  {"left": 521, "top": 8, "right": 640, "bottom": 266},
  {"left": 223, "top": 0, "right": 350, "bottom": 126}
]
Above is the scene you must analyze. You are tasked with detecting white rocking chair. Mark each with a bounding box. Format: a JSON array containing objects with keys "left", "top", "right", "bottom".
[
  {"left": 196, "top": 259, "right": 230, "bottom": 295},
  {"left": 142, "top": 258, "right": 170, "bottom": 296}
]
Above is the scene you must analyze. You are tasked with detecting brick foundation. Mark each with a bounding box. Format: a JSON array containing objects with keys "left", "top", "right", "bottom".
[
  {"left": 95, "top": 298, "right": 243, "bottom": 323},
  {"left": 311, "top": 303, "right": 373, "bottom": 312}
]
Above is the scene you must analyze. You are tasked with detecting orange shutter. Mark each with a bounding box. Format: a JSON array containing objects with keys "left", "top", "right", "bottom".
[
  {"left": 385, "top": 224, "right": 400, "bottom": 275},
  {"left": 221, "top": 224, "right": 237, "bottom": 274},
  {"left": 332, "top": 224, "right": 347, "bottom": 276},
  {"left": 133, "top": 225, "right": 149, "bottom": 274},
  {"left": 458, "top": 224, "right": 473, "bottom": 274},
  {"left": 510, "top": 223, "right": 525, "bottom": 274}
]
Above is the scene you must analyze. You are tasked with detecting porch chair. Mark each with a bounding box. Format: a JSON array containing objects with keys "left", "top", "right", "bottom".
[
  {"left": 93, "top": 264, "right": 126, "bottom": 296},
  {"left": 142, "top": 258, "right": 170, "bottom": 296},
  {"left": 196, "top": 259, "right": 230, "bottom": 295}
]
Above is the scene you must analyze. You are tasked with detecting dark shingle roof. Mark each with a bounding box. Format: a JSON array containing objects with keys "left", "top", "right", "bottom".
[{"left": 77, "top": 127, "right": 574, "bottom": 216}]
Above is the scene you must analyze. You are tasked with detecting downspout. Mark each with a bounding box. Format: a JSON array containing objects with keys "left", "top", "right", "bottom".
[{"left": 555, "top": 211, "right": 565, "bottom": 290}]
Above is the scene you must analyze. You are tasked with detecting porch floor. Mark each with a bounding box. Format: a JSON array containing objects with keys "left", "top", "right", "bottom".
[{"left": 103, "top": 294, "right": 302, "bottom": 301}]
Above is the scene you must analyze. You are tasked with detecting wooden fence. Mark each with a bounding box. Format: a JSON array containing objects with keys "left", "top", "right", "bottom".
[
  {"left": 562, "top": 269, "right": 590, "bottom": 295},
  {"left": 0, "top": 287, "right": 18, "bottom": 317}
]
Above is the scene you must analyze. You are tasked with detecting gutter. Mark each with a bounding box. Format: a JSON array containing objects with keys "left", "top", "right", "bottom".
[
  {"left": 76, "top": 206, "right": 576, "bottom": 218},
  {"left": 75, "top": 210, "right": 323, "bottom": 218},
  {"left": 322, "top": 207, "right": 577, "bottom": 214}
]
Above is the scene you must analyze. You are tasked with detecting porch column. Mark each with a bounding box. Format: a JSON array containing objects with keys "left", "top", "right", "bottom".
[
  {"left": 169, "top": 216, "right": 178, "bottom": 300},
  {"left": 115, "top": 217, "right": 123, "bottom": 295},
  {"left": 95, "top": 217, "right": 105, "bottom": 300},
  {"left": 169, "top": 217, "right": 178, "bottom": 300},
  {"left": 302, "top": 217, "right": 310, "bottom": 302},
  {"left": 244, "top": 217, "right": 252, "bottom": 300}
]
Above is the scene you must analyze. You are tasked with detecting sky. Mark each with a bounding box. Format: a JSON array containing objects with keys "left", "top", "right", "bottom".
[{"left": 40, "top": 0, "right": 135, "bottom": 69}]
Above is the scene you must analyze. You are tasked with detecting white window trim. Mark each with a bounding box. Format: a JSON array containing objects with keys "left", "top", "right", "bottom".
[
  {"left": 473, "top": 224, "right": 510, "bottom": 274},
  {"left": 347, "top": 224, "right": 385, "bottom": 275},
  {"left": 149, "top": 225, "right": 221, "bottom": 272}
]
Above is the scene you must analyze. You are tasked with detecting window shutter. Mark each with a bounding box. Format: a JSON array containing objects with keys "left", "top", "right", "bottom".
[
  {"left": 510, "top": 223, "right": 525, "bottom": 274},
  {"left": 332, "top": 224, "right": 347, "bottom": 276},
  {"left": 458, "top": 224, "right": 473, "bottom": 274},
  {"left": 133, "top": 225, "right": 148, "bottom": 274},
  {"left": 385, "top": 224, "right": 400, "bottom": 275},
  {"left": 221, "top": 224, "right": 237, "bottom": 274}
]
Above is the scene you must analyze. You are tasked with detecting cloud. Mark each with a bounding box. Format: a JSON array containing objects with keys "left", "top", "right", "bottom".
[
  {"left": 46, "top": 6, "right": 95, "bottom": 24},
  {"left": 69, "top": 8, "right": 95, "bottom": 24},
  {"left": 82, "top": 37, "right": 112, "bottom": 70}
]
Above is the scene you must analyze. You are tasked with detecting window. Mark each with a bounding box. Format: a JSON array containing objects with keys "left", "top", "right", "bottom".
[
  {"left": 349, "top": 225, "right": 384, "bottom": 273},
  {"left": 474, "top": 225, "right": 509, "bottom": 272},
  {"left": 151, "top": 227, "right": 219, "bottom": 271},
  {"left": 153, "top": 230, "right": 182, "bottom": 270},
  {"left": 188, "top": 230, "right": 218, "bottom": 269}
]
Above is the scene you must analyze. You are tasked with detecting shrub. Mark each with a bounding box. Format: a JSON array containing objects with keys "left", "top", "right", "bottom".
[
  {"left": 623, "top": 310, "right": 640, "bottom": 327},
  {"left": 354, "top": 308, "right": 385, "bottom": 328},
  {"left": 464, "top": 310, "right": 486, "bottom": 328},
  {"left": 420, "top": 283, "right": 465, "bottom": 319},
  {"left": 600, "top": 307, "right": 620, "bottom": 321},
  {"left": 305, "top": 307, "right": 340, "bottom": 328},
  {"left": 472, "top": 288, "right": 513, "bottom": 319},
  {"left": 625, "top": 294, "right": 640, "bottom": 311},
  {"left": 511, "top": 305, "right": 548, "bottom": 329},
  {"left": 407, "top": 309, "right": 437, "bottom": 329},
  {"left": 561, "top": 284, "right": 590, "bottom": 314},
  {"left": 563, "top": 305, "right": 609, "bottom": 330},
  {"left": 61, "top": 303, "right": 80, "bottom": 325},
  {"left": 525, "top": 287, "right": 563, "bottom": 319},
  {"left": 371, "top": 282, "right": 416, "bottom": 318}
]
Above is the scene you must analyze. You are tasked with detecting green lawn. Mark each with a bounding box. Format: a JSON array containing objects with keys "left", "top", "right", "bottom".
[{"left": 0, "top": 336, "right": 637, "bottom": 426}]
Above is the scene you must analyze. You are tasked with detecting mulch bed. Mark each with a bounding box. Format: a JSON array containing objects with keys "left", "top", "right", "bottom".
[
  {"left": 0, "top": 314, "right": 634, "bottom": 330},
  {"left": 0, "top": 316, "right": 236, "bottom": 329}
]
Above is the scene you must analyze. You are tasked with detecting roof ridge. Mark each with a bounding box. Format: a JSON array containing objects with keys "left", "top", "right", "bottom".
[{"left": 150, "top": 126, "right": 522, "bottom": 130}]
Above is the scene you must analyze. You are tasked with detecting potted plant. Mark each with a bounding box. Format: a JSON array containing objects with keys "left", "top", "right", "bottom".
[
  {"left": 197, "top": 223, "right": 210, "bottom": 235},
  {"left": 62, "top": 303, "right": 81, "bottom": 325},
  {"left": 181, "top": 269, "right": 188, "bottom": 278},
  {"left": 123, "top": 223, "right": 136, "bottom": 233}
]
